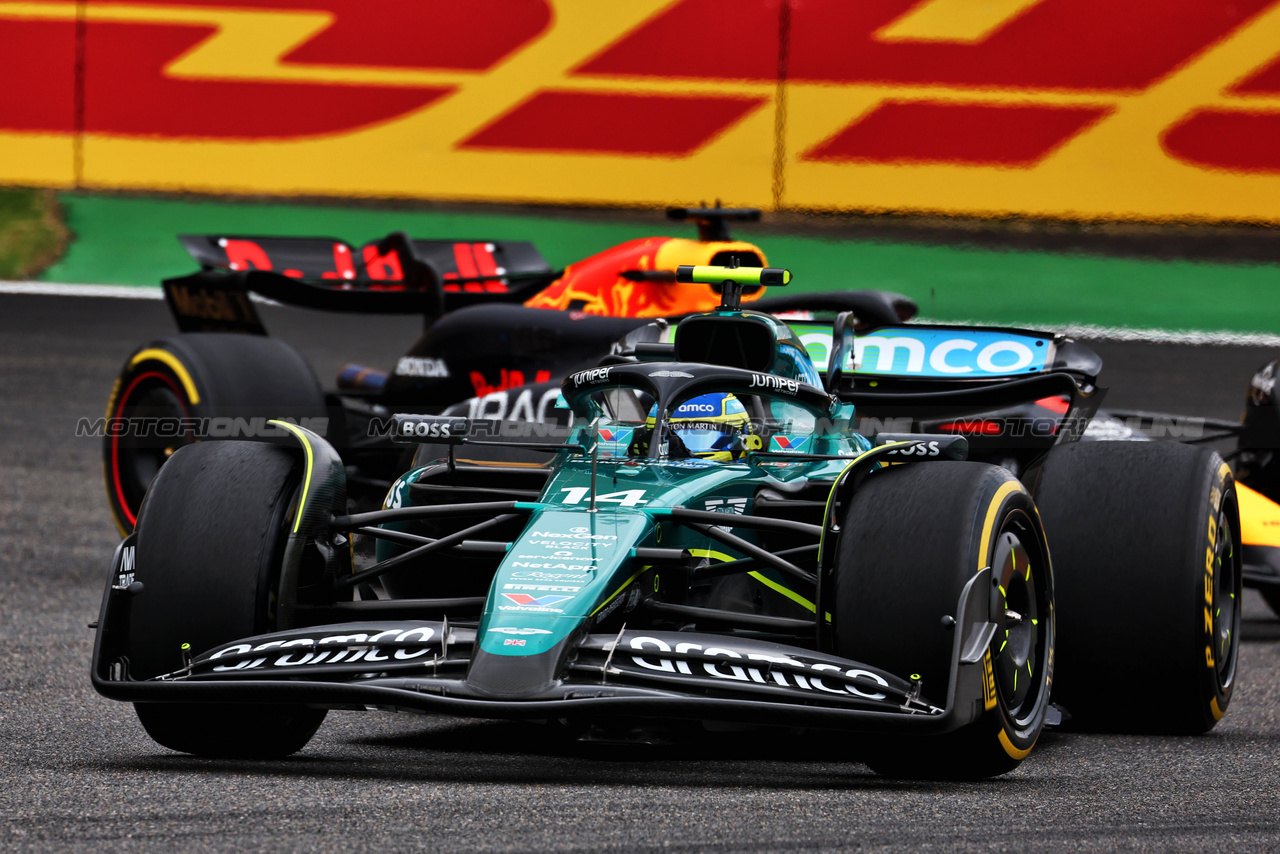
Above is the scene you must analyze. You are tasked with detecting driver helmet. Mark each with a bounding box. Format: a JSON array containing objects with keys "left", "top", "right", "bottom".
[{"left": 643, "top": 393, "right": 756, "bottom": 461}]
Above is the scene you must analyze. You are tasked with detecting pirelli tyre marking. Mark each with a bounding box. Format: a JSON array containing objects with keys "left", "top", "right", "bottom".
[
  {"left": 1205, "top": 461, "right": 1238, "bottom": 721},
  {"left": 979, "top": 479, "right": 1052, "bottom": 762}
]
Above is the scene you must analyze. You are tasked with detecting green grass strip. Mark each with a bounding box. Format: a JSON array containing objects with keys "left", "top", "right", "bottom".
[
  {"left": 40, "top": 192, "right": 1280, "bottom": 335},
  {"left": 754, "top": 233, "right": 1280, "bottom": 335},
  {"left": 0, "top": 188, "right": 69, "bottom": 279}
]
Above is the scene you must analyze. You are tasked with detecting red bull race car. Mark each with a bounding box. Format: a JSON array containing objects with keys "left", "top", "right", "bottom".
[{"left": 102, "top": 206, "right": 915, "bottom": 534}]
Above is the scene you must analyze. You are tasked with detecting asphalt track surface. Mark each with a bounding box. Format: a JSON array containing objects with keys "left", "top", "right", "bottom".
[{"left": 3, "top": 293, "right": 1280, "bottom": 852}]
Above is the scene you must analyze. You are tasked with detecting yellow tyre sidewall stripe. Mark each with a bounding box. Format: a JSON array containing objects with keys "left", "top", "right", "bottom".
[
  {"left": 979, "top": 478, "right": 1041, "bottom": 761},
  {"left": 998, "top": 729, "right": 1034, "bottom": 760},
  {"left": 979, "top": 480, "right": 1023, "bottom": 570},
  {"left": 128, "top": 348, "right": 202, "bottom": 405}
]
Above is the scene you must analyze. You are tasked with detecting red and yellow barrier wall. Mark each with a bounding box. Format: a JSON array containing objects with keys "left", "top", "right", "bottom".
[{"left": 5, "top": 0, "right": 1280, "bottom": 222}]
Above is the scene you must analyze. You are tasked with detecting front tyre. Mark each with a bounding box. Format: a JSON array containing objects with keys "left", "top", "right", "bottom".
[
  {"left": 127, "top": 441, "right": 326, "bottom": 758},
  {"left": 832, "top": 463, "right": 1054, "bottom": 780}
]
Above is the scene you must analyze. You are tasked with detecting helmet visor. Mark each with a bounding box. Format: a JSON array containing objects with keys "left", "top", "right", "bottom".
[{"left": 673, "top": 422, "right": 737, "bottom": 454}]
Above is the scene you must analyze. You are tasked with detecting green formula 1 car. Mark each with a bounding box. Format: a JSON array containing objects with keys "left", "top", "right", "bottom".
[{"left": 91, "top": 265, "right": 1239, "bottom": 779}]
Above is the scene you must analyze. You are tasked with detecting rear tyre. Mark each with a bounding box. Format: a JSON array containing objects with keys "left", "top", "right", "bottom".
[
  {"left": 128, "top": 441, "right": 326, "bottom": 758},
  {"left": 103, "top": 333, "right": 328, "bottom": 535},
  {"left": 1029, "top": 441, "right": 1240, "bottom": 734},
  {"left": 832, "top": 463, "right": 1054, "bottom": 780}
]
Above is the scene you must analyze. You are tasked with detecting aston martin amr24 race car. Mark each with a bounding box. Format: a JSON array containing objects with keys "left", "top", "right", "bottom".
[
  {"left": 102, "top": 206, "right": 916, "bottom": 534},
  {"left": 91, "top": 266, "right": 1239, "bottom": 779}
]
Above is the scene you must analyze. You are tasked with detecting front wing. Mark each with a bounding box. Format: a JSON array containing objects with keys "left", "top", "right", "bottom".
[{"left": 91, "top": 542, "right": 1000, "bottom": 734}]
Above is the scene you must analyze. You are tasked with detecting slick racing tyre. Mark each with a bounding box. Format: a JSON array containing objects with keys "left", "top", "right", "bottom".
[
  {"left": 1029, "top": 441, "right": 1240, "bottom": 734},
  {"left": 832, "top": 463, "right": 1054, "bottom": 780},
  {"left": 103, "top": 333, "right": 328, "bottom": 536},
  {"left": 127, "top": 441, "right": 326, "bottom": 759}
]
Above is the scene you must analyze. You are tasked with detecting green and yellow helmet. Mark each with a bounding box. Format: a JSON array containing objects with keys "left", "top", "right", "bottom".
[{"left": 644, "top": 393, "right": 758, "bottom": 461}]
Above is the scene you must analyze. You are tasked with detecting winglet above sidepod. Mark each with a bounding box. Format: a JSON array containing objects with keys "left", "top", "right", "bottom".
[
  {"left": 874, "top": 433, "right": 970, "bottom": 461},
  {"left": 390, "top": 414, "right": 470, "bottom": 444}
]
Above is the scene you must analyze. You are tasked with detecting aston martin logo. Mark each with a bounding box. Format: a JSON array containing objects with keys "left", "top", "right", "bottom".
[{"left": 705, "top": 498, "right": 748, "bottom": 515}]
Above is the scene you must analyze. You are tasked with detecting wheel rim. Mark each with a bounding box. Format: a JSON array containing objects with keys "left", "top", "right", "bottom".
[
  {"left": 990, "top": 518, "right": 1052, "bottom": 727},
  {"left": 110, "top": 372, "right": 194, "bottom": 526},
  {"left": 1210, "top": 495, "right": 1241, "bottom": 689}
]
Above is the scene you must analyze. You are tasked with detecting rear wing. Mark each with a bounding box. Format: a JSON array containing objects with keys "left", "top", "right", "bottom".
[
  {"left": 164, "top": 232, "right": 557, "bottom": 333},
  {"left": 787, "top": 321, "right": 1106, "bottom": 451}
]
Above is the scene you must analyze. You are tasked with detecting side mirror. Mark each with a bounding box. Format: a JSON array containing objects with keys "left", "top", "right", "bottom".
[
  {"left": 826, "top": 310, "right": 855, "bottom": 393},
  {"left": 634, "top": 342, "right": 677, "bottom": 361}
]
